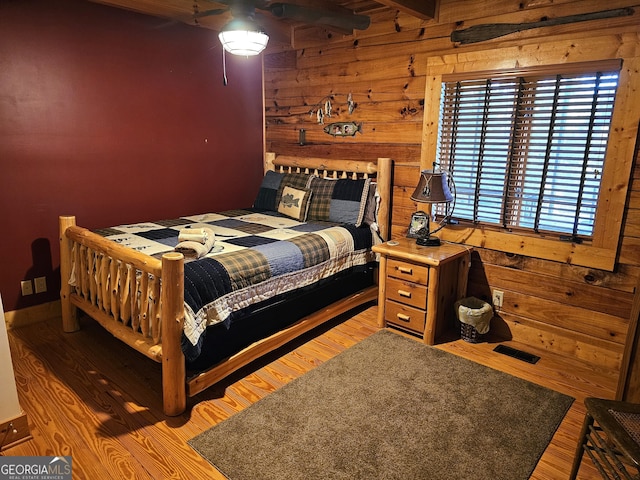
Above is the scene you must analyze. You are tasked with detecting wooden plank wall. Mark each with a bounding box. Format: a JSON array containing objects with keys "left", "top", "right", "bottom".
[{"left": 264, "top": 0, "right": 640, "bottom": 383}]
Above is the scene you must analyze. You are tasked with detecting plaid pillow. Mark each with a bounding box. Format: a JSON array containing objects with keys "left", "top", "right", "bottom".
[
  {"left": 364, "top": 182, "right": 379, "bottom": 227},
  {"left": 275, "top": 173, "right": 312, "bottom": 210},
  {"left": 307, "top": 177, "right": 371, "bottom": 226},
  {"left": 253, "top": 171, "right": 312, "bottom": 212}
]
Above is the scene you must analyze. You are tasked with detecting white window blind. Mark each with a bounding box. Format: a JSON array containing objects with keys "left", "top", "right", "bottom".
[{"left": 436, "top": 60, "right": 620, "bottom": 239}]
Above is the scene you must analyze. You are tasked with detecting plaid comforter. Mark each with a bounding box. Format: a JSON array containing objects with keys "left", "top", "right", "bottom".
[{"left": 98, "top": 209, "right": 375, "bottom": 361}]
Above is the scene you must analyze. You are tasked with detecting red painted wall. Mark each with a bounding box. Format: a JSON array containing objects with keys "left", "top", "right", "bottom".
[{"left": 0, "top": 0, "right": 265, "bottom": 311}]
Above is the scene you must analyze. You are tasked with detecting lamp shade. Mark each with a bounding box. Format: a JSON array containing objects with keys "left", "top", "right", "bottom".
[
  {"left": 410, "top": 170, "right": 454, "bottom": 204},
  {"left": 218, "top": 18, "right": 269, "bottom": 56}
]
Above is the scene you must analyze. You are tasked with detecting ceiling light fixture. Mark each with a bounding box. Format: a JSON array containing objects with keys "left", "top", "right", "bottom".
[{"left": 218, "top": 17, "right": 269, "bottom": 56}]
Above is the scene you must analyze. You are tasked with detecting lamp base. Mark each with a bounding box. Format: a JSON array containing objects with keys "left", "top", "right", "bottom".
[{"left": 416, "top": 236, "right": 441, "bottom": 247}]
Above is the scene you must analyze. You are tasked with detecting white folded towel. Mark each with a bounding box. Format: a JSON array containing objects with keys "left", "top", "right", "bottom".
[
  {"left": 178, "top": 227, "right": 214, "bottom": 244},
  {"left": 175, "top": 227, "right": 216, "bottom": 258}
]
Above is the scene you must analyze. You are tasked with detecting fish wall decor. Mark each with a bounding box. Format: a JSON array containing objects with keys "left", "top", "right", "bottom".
[
  {"left": 309, "top": 93, "right": 358, "bottom": 125},
  {"left": 324, "top": 122, "right": 362, "bottom": 137}
]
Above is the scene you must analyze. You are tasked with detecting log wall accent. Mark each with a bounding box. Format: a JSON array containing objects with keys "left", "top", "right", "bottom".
[{"left": 264, "top": 0, "right": 640, "bottom": 385}]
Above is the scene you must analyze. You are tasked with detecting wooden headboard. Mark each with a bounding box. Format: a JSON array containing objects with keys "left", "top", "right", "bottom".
[{"left": 264, "top": 152, "right": 393, "bottom": 241}]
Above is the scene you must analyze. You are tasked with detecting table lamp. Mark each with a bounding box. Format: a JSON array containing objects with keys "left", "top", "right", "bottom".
[{"left": 409, "top": 167, "right": 455, "bottom": 246}]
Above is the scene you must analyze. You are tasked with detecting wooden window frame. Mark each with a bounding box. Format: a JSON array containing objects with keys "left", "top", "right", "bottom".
[
  {"left": 438, "top": 60, "right": 620, "bottom": 237},
  {"left": 421, "top": 47, "right": 639, "bottom": 271}
]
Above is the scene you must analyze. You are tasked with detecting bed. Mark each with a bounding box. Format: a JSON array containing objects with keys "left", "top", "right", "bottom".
[{"left": 59, "top": 153, "right": 393, "bottom": 416}]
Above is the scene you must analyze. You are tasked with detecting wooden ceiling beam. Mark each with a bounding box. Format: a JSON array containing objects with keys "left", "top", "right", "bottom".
[{"left": 373, "top": 0, "right": 437, "bottom": 20}]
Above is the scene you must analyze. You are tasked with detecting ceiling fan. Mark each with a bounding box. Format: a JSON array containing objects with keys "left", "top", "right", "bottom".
[
  {"left": 194, "top": 0, "right": 370, "bottom": 56},
  {"left": 195, "top": 0, "right": 371, "bottom": 36}
]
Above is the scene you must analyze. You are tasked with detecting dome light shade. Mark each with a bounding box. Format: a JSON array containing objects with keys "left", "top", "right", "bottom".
[{"left": 218, "top": 18, "right": 269, "bottom": 56}]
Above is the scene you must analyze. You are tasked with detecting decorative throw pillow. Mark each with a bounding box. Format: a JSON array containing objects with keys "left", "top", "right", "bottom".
[
  {"left": 274, "top": 173, "right": 312, "bottom": 210},
  {"left": 306, "top": 176, "right": 371, "bottom": 226},
  {"left": 253, "top": 171, "right": 312, "bottom": 212},
  {"left": 253, "top": 170, "right": 284, "bottom": 211},
  {"left": 277, "top": 186, "right": 312, "bottom": 221},
  {"left": 363, "top": 182, "right": 379, "bottom": 228}
]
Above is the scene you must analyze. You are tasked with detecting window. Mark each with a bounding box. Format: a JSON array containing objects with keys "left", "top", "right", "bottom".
[{"left": 436, "top": 61, "right": 620, "bottom": 239}]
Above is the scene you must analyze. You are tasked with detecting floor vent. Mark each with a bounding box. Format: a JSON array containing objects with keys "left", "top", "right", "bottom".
[{"left": 493, "top": 345, "right": 540, "bottom": 364}]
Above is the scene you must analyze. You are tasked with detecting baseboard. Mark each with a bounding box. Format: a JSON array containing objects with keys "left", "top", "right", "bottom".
[
  {"left": 5, "top": 300, "right": 61, "bottom": 329},
  {"left": 0, "top": 412, "right": 31, "bottom": 451}
]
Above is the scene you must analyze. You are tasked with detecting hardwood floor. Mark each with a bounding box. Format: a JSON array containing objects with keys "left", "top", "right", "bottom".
[{"left": 3, "top": 305, "right": 612, "bottom": 479}]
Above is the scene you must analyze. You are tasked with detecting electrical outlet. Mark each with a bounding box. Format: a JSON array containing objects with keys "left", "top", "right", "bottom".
[
  {"left": 492, "top": 289, "right": 504, "bottom": 308},
  {"left": 34, "top": 276, "right": 47, "bottom": 293},
  {"left": 21, "top": 280, "right": 33, "bottom": 296}
]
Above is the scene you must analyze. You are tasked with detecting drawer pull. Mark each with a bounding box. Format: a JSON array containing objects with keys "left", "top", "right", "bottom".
[
  {"left": 396, "top": 313, "right": 411, "bottom": 322},
  {"left": 398, "top": 266, "right": 413, "bottom": 275},
  {"left": 398, "top": 289, "right": 412, "bottom": 298}
]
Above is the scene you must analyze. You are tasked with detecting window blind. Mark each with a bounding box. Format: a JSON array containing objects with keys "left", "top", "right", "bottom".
[{"left": 436, "top": 61, "right": 620, "bottom": 238}]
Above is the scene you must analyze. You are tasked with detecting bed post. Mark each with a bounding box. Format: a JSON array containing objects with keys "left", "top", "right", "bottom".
[
  {"left": 160, "top": 252, "right": 186, "bottom": 416},
  {"left": 376, "top": 158, "right": 393, "bottom": 242},
  {"left": 59, "top": 215, "right": 79, "bottom": 333},
  {"left": 264, "top": 151, "right": 276, "bottom": 173}
]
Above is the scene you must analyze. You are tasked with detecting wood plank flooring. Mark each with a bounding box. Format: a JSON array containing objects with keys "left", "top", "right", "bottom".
[{"left": 3, "top": 305, "right": 612, "bottom": 479}]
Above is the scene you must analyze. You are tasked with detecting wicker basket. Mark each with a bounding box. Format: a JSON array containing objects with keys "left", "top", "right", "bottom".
[
  {"left": 455, "top": 297, "right": 493, "bottom": 343},
  {"left": 460, "top": 322, "right": 482, "bottom": 343}
]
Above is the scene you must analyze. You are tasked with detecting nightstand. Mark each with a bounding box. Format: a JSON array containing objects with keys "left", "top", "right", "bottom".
[{"left": 373, "top": 238, "right": 472, "bottom": 345}]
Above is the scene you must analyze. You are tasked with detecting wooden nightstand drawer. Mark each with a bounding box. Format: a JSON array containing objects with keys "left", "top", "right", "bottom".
[
  {"left": 373, "top": 238, "right": 472, "bottom": 344},
  {"left": 387, "top": 258, "right": 429, "bottom": 285},
  {"left": 385, "top": 277, "right": 427, "bottom": 309},
  {"left": 385, "top": 300, "right": 426, "bottom": 333}
]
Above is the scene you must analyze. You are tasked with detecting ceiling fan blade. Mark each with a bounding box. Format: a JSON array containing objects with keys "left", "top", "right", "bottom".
[
  {"left": 268, "top": 3, "right": 370, "bottom": 31},
  {"left": 193, "top": 8, "right": 229, "bottom": 19}
]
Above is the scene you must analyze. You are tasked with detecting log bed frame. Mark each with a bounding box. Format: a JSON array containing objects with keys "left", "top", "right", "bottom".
[{"left": 59, "top": 153, "right": 393, "bottom": 416}]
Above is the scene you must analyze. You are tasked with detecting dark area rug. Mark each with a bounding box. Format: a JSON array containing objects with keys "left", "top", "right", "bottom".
[{"left": 189, "top": 329, "right": 573, "bottom": 480}]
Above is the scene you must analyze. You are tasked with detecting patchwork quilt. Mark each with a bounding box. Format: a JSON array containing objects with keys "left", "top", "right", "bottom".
[{"left": 97, "top": 209, "right": 375, "bottom": 362}]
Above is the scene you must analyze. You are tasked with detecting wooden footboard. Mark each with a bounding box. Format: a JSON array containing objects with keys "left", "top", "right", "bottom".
[
  {"left": 59, "top": 153, "right": 393, "bottom": 417},
  {"left": 59, "top": 215, "right": 186, "bottom": 416}
]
